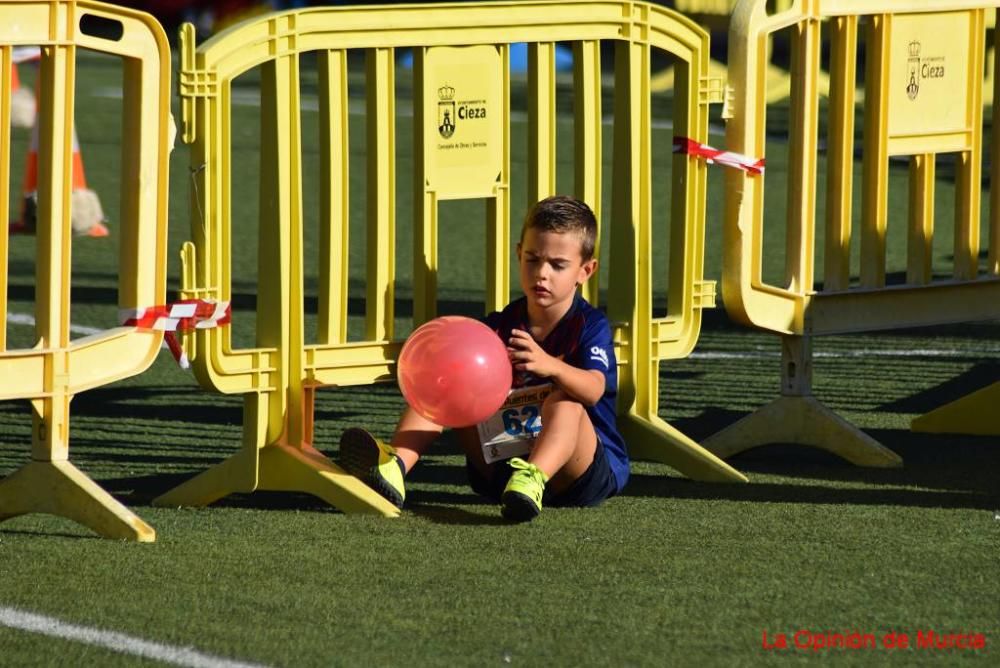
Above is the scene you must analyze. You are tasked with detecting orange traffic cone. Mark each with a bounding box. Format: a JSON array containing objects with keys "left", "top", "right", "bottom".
[
  {"left": 9, "top": 63, "right": 37, "bottom": 129},
  {"left": 15, "top": 121, "right": 109, "bottom": 237}
]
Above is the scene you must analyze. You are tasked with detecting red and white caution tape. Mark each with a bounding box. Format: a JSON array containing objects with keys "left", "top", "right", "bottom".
[
  {"left": 673, "top": 136, "right": 765, "bottom": 176},
  {"left": 121, "top": 299, "right": 231, "bottom": 369}
]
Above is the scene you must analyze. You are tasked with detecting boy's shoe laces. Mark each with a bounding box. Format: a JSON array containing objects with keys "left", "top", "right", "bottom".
[{"left": 501, "top": 457, "right": 548, "bottom": 522}]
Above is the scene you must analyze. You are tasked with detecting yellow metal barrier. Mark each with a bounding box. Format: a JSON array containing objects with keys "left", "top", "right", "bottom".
[
  {"left": 153, "top": 0, "right": 746, "bottom": 514},
  {"left": 707, "top": 0, "right": 1000, "bottom": 464},
  {"left": 0, "top": 1, "right": 171, "bottom": 540}
]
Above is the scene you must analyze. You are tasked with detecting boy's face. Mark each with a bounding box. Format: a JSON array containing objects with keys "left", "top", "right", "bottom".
[{"left": 516, "top": 228, "right": 597, "bottom": 312}]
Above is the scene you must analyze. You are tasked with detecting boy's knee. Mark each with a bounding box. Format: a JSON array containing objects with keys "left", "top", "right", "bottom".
[{"left": 542, "top": 389, "right": 584, "bottom": 418}]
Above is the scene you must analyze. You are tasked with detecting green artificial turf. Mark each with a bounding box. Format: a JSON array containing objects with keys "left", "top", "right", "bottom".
[{"left": 1, "top": 44, "right": 997, "bottom": 667}]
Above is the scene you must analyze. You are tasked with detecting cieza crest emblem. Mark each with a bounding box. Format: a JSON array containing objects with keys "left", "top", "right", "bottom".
[
  {"left": 907, "top": 40, "right": 920, "bottom": 100},
  {"left": 438, "top": 84, "right": 456, "bottom": 139}
]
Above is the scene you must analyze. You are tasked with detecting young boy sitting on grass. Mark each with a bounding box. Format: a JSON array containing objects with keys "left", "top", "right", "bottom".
[{"left": 339, "top": 195, "right": 629, "bottom": 521}]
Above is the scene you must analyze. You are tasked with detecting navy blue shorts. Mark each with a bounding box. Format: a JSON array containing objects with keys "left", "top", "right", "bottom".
[{"left": 466, "top": 440, "right": 617, "bottom": 508}]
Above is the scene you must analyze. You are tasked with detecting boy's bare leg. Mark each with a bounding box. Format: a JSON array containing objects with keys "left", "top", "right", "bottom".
[
  {"left": 339, "top": 406, "right": 445, "bottom": 509},
  {"left": 390, "top": 406, "right": 445, "bottom": 472},
  {"left": 529, "top": 390, "right": 598, "bottom": 494},
  {"left": 453, "top": 391, "right": 597, "bottom": 494}
]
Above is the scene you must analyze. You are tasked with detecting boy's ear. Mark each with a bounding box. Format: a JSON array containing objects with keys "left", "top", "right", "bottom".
[
  {"left": 516, "top": 242, "right": 522, "bottom": 260},
  {"left": 578, "top": 257, "right": 598, "bottom": 284}
]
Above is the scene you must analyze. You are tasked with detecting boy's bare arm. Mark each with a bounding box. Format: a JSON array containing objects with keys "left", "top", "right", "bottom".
[{"left": 507, "top": 329, "right": 605, "bottom": 405}]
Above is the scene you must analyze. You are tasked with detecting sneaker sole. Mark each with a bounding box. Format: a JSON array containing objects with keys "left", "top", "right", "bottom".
[
  {"left": 501, "top": 491, "right": 540, "bottom": 522},
  {"left": 339, "top": 428, "right": 404, "bottom": 509}
]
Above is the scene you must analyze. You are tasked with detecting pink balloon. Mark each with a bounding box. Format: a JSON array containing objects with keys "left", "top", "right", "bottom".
[{"left": 398, "top": 316, "right": 512, "bottom": 428}]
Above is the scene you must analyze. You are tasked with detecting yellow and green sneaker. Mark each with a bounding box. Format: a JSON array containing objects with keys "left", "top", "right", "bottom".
[
  {"left": 501, "top": 457, "right": 549, "bottom": 522},
  {"left": 338, "top": 428, "right": 406, "bottom": 509}
]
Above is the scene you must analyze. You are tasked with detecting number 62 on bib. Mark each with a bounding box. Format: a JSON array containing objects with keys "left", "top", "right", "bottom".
[{"left": 476, "top": 384, "right": 553, "bottom": 464}]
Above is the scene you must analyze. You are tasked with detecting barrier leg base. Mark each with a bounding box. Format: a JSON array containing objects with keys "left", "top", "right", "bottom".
[
  {"left": 0, "top": 460, "right": 155, "bottom": 541},
  {"left": 258, "top": 443, "right": 400, "bottom": 516},
  {"left": 152, "top": 449, "right": 257, "bottom": 508},
  {"left": 621, "top": 413, "right": 748, "bottom": 483},
  {"left": 701, "top": 396, "right": 903, "bottom": 467},
  {"left": 153, "top": 444, "right": 400, "bottom": 516},
  {"left": 911, "top": 381, "right": 1000, "bottom": 436}
]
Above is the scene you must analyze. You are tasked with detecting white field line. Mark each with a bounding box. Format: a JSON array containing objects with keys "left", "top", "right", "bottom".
[
  {"left": 7, "top": 311, "right": 997, "bottom": 360},
  {"left": 0, "top": 606, "right": 270, "bottom": 668},
  {"left": 6, "top": 312, "right": 171, "bottom": 350},
  {"left": 7, "top": 311, "right": 102, "bottom": 337}
]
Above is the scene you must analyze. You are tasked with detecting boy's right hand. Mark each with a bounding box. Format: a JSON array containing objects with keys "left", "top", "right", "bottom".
[{"left": 508, "top": 329, "right": 558, "bottom": 378}]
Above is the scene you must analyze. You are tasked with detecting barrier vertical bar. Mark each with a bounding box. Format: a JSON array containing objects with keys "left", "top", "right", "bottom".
[
  {"left": 574, "top": 40, "right": 602, "bottom": 305},
  {"left": 785, "top": 16, "right": 819, "bottom": 296},
  {"left": 276, "top": 40, "right": 307, "bottom": 448},
  {"left": 485, "top": 43, "right": 511, "bottom": 316},
  {"left": 609, "top": 38, "right": 644, "bottom": 416},
  {"left": 413, "top": 47, "right": 436, "bottom": 325},
  {"left": 992, "top": 18, "right": 1000, "bottom": 277},
  {"left": 528, "top": 41, "right": 556, "bottom": 204},
  {"left": 33, "top": 39, "right": 75, "bottom": 467},
  {"left": 0, "top": 46, "right": 10, "bottom": 351},
  {"left": 823, "top": 15, "right": 857, "bottom": 292},
  {"left": 907, "top": 154, "right": 935, "bottom": 285},
  {"left": 668, "top": 44, "right": 698, "bottom": 329},
  {"left": 318, "top": 49, "right": 349, "bottom": 345},
  {"left": 257, "top": 53, "right": 295, "bottom": 446},
  {"left": 954, "top": 9, "right": 985, "bottom": 281},
  {"left": 860, "top": 14, "right": 890, "bottom": 289},
  {"left": 366, "top": 47, "right": 395, "bottom": 342}
]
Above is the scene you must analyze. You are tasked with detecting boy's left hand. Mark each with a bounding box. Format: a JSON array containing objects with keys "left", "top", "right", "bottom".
[{"left": 507, "top": 329, "right": 559, "bottom": 378}]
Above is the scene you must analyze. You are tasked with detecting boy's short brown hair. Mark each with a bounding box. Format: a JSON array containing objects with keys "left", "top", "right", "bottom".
[{"left": 521, "top": 195, "right": 597, "bottom": 261}]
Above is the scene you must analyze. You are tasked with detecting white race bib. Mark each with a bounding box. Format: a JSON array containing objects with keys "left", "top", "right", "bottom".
[{"left": 476, "top": 384, "right": 553, "bottom": 464}]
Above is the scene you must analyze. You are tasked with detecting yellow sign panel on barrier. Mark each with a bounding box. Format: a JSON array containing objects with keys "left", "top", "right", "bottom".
[
  {"left": 423, "top": 45, "right": 503, "bottom": 199},
  {"left": 888, "top": 12, "right": 976, "bottom": 155},
  {"left": 707, "top": 0, "right": 1000, "bottom": 463},
  {"left": 0, "top": 1, "right": 171, "bottom": 540},
  {"left": 154, "top": 0, "right": 745, "bottom": 514}
]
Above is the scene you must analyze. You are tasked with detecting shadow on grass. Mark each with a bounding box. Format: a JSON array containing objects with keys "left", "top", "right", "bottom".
[
  {"left": 877, "top": 361, "right": 1000, "bottom": 414},
  {"left": 95, "top": 456, "right": 505, "bottom": 525},
  {"left": 407, "top": 501, "right": 508, "bottom": 526},
  {"left": 624, "top": 472, "right": 999, "bottom": 511},
  {"left": 0, "top": 527, "right": 106, "bottom": 540},
  {"left": 0, "top": 384, "right": 399, "bottom": 437},
  {"left": 632, "top": 410, "right": 999, "bottom": 509},
  {"left": 98, "top": 473, "right": 350, "bottom": 513}
]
